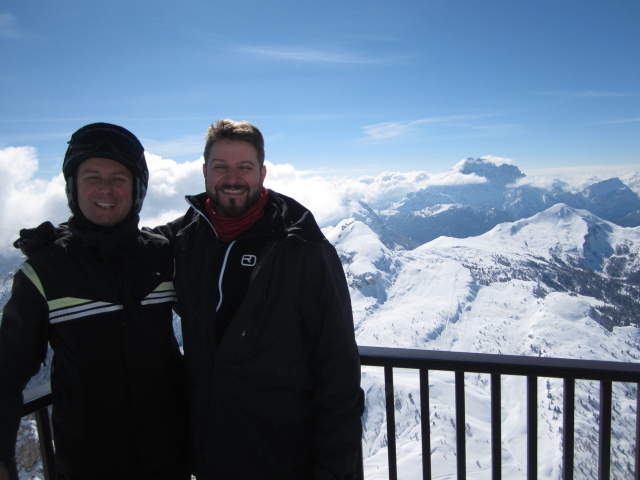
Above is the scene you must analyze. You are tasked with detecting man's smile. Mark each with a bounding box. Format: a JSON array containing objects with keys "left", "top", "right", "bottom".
[
  {"left": 220, "top": 186, "right": 247, "bottom": 195},
  {"left": 95, "top": 202, "right": 116, "bottom": 208}
]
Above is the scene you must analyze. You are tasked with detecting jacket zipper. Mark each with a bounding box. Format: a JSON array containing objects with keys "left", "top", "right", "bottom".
[{"left": 216, "top": 240, "right": 236, "bottom": 312}]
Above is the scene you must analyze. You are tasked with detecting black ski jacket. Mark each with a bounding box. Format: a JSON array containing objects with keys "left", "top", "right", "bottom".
[
  {"left": 160, "top": 190, "right": 364, "bottom": 480},
  {"left": 0, "top": 221, "right": 188, "bottom": 480}
]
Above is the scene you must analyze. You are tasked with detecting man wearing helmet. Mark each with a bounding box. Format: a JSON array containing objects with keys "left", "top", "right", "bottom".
[{"left": 0, "top": 123, "right": 189, "bottom": 480}]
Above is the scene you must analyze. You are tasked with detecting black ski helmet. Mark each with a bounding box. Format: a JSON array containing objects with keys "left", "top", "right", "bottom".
[{"left": 63, "top": 123, "right": 149, "bottom": 219}]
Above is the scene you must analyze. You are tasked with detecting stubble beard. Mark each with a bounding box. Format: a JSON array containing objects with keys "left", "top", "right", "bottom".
[{"left": 207, "top": 185, "right": 262, "bottom": 218}]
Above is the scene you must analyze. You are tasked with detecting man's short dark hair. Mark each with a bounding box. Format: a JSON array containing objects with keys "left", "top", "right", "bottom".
[{"left": 203, "top": 119, "right": 265, "bottom": 167}]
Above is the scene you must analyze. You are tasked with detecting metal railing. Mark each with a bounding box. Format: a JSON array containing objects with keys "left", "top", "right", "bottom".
[
  {"left": 21, "top": 382, "right": 54, "bottom": 480},
  {"left": 21, "top": 346, "right": 640, "bottom": 480},
  {"left": 357, "top": 346, "right": 640, "bottom": 480}
]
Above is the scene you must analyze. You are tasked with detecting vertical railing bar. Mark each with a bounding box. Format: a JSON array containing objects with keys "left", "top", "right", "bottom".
[
  {"left": 357, "top": 440, "right": 364, "bottom": 480},
  {"left": 455, "top": 371, "right": 466, "bottom": 480},
  {"left": 384, "top": 365, "right": 398, "bottom": 480},
  {"left": 491, "top": 373, "right": 501, "bottom": 480},
  {"left": 34, "top": 407, "right": 55, "bottom": 480},
  {"left": 598, "top": 380, "right": 612, "bottom": 480},
  {"left": 420, "top": 369, "right": 432, "bottom": 480},
  {"left": 527, "top": 375, "right": 537, "bottom": 480},
  {"left": 635, "top": 381, "right": 640, "bottom": 480},
  {"left": 562, "top": 378, "right": 575, "bottom": 480}
]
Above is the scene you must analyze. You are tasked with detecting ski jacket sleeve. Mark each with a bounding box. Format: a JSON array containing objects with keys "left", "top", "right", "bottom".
[
  {"left": 0, "top": 266, "right": 50, "bottom": 477},
  {"left": 148, "top": 213, "right": 186, "bottom": 246},
  {"left": 148, "top": 214, "right": 193, "bottom": 320},
  {"left": 148, "top": 224, "right": 173, "bottom": 243},
  {"left": 306, "top": 241, "right": 364, "bottom": 480}
]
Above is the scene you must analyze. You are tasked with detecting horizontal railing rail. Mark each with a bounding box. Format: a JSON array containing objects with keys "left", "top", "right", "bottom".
[
  {"left": 358, "top": 346, "right": 640, "bottom": 480},
  {"left": 21, "top": 347, "right": 640, "bottom": 480}
]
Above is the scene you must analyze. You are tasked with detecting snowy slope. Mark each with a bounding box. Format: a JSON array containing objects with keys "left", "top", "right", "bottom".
[
  {"left": 325, "top": 203, "right": 640, "bottom": 479},
  {"left": 0, "top": 255, "right": 20, "bottom": 309}
]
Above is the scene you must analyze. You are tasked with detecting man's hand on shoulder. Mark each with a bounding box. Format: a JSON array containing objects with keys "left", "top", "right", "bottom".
[{"left": 13, "top": 221, "right": 60, "bottom": 257}]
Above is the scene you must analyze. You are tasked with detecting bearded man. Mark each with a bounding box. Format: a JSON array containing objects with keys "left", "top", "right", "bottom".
[{"left": 158, "top": 119, "right": 364, "bottom": 480}]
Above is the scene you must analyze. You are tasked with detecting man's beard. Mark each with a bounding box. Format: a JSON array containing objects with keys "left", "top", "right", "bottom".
[{"left": 206, "top": 185, "right": 262, "bottom": 218}]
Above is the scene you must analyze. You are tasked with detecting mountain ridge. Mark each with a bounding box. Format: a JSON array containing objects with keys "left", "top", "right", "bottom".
[
  {"left": 326, "top": 199, "right": 640, "bottom": 478},
  {"left": 372, "top": 158, "right": 640, "bottom": 247},
  {"left": 320, "top": 159, "right": 640, "bottom": 478}
]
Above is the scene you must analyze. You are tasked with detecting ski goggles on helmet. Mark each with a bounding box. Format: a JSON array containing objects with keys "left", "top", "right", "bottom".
[{"left": 63, "top": 123, "right": 147, "bottom": 182}]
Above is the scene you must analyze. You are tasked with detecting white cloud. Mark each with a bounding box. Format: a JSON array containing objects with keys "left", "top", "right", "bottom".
[
  {"left": 140, "top": 153, "right": 204, "bottom": 227},
  {"left": 0, "top": 147, "right": 68, "bottom": 256},
  {"left": 266, "top": 165, "right": 445, "bottom": 219},
  {"left": 0, "top": 147, "right": 439, "bottom": 258},
  {"left": 539, "top": 90, "right": 636, "bottom": 99},
  {"left": 510, "top": 175, "right": 568, "bottom": 191},
  {"left": 141, "top": 135, "right": 204, "bottom": 160},
  {"left": 478, "top": 155, "right": 513, "bottom": 166},
  {"left": 0, "top": 13, "right": 21, "bottom": 39},
  {"left": 360, "top": 114, "right": 493, "bottom": 141},
  {"left": 427, "top": 171, "right": 487, "bottom": 187},
  {"left": 597, "top": 117, "right": 640, "bottom": 126},
  {"left": 352, "top": 171, "right": 433, "bottom": 204},
  {"left": 1, "top": 146, "right": 638, "bottom": 261},
  {"left": 361, "top": 121, "right": 418, "bottom": 140},
  {"left": 236, "top": 45, "right": 379, "bottom": 65},
  {"left": 523, "top": 164, "right": 640, "bottom": 195}
]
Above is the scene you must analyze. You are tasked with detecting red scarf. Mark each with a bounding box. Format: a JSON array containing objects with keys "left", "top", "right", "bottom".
[{"left": 205, "top": 187, "right": 269, "bottom": 242}]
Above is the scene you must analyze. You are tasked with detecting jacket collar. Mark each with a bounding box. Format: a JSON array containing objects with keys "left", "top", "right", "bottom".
[{"left": 184, "top": 190, "right": 325, "bottom": 243}]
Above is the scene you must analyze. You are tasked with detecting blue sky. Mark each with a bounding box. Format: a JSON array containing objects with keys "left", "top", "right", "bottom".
[{"left": 1, "top": 0, "right": 639, "bottom": 180}]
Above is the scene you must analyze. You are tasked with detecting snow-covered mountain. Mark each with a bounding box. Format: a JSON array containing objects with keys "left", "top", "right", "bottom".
[
  {"left": 2, "top": 157, "right": 640, "bottom": 479},
  {"left": 0, "top": 255, "right": 20, "bottom": 310},
  {"left": 379, "top": 158, "right": 640, "bottom": 245},
  {"left": 322, "top": 163, "right": 640, "bottom": 478},
  {"left": 328, "top": 203, "right": 640, "bottom": 349}
]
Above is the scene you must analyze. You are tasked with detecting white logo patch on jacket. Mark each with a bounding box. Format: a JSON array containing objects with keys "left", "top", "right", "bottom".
[{"left": 241, "top": 255, "right": 257, "bottom": 267}]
